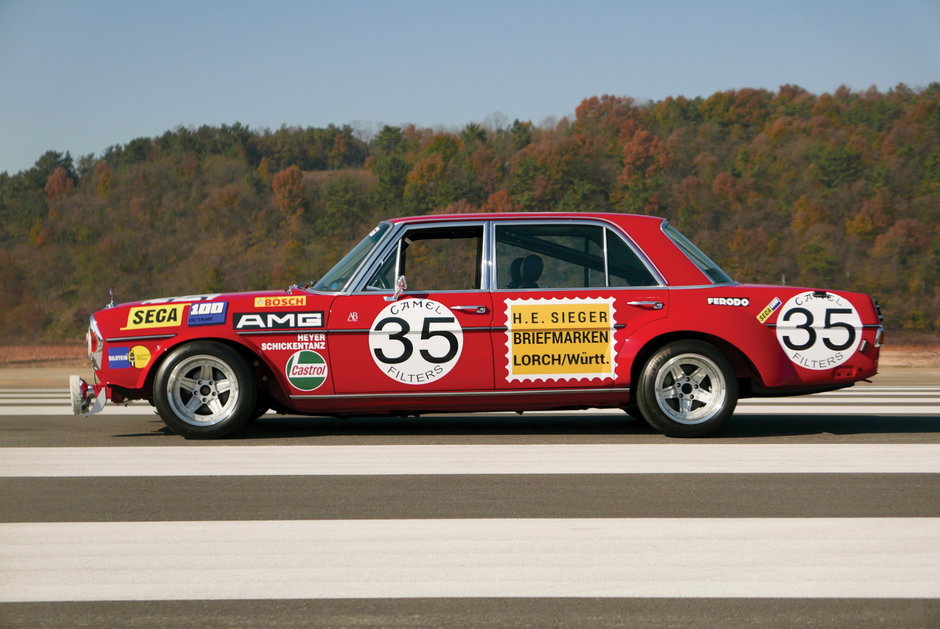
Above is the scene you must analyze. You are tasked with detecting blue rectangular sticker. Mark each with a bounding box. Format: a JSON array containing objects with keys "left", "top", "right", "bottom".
[
  {"left": 188, "top": 301, "right": 228, "bottom": 326},
  {"left": 108, "top": 346, "right": 131, "bottom": 369}
]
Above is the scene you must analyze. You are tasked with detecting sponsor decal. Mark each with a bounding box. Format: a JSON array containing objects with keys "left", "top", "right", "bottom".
[
  {"left": 775, "top": 291, "right": 862, "bottom": 370},
  {"left": 188, "top": 301, "right": 228, "bottom": 326},
  {"left": 347, "top": 312, "right": 359, "bottom": 322},
  {"left": 369, "top": 298, "right": 463, "bottom": 385},
  {"left": 108, "top": 346, "right": 131, "bottom": 369},
  {"left": 261, "top": 333, "right": 326, "bottom": 352},
  {"left": 128, "top": 345, "right": 151, "bottom": 368},
  {"left": 142, "top": 294, "right": 220, "bottom": 304},
  {"left": 506, "top": 297, "right": 616, "bottom": 382},
  {"left": 285, "top": 350, "right": 328, "bottom": 391},
  {"left": 756, "top": 297, "right": 783, "bottom": 324},
  {"left": 706, "top": 297, "right": 750, "bottom": 307},
  {"left": 254, "top": 295, "right": 307, "bottom": 308},
  {"left": 122, "top": 304, "right": 186, "bottom": 330},
  {"left": 234, "top": 311, "right": 324, "bottom": 330}
]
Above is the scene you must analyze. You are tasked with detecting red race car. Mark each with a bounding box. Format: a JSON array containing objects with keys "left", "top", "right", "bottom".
[{"left": 70, "top": 212, "right": 884, "bottom": 438}]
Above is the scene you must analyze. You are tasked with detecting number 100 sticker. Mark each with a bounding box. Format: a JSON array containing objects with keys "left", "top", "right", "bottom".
[
  {"left": 775, "top": 291, "right": 862, "bottom": 370},
  {"left": 369, "top": 298, "right": 463, "bottom": 385}
]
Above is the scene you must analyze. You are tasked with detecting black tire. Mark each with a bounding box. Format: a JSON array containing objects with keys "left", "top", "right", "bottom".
[
  {"left": 153, "top": 341, "right": 257, "bottom": 439},
  {"left": 635, "top": 340, "right": 737, "bottom": 437}
]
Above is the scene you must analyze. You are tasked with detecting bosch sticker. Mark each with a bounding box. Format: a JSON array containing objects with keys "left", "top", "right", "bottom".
[
  {"left": 285, "top": 350, "right": 328, "bottom": 391},
  {"left": 369, "top": 298, "right": 463, "bottom": 385},
  {"left": 775, "top": 291, "right": 862, "bottom": 370},
  {"left": 506, "top": 297, "right": 616, "bottom": 382}
]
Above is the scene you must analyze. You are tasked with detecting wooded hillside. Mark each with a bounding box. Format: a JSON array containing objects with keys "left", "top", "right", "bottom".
[{"left": 1, "top": 84, "right": 938, "bottom": 342}]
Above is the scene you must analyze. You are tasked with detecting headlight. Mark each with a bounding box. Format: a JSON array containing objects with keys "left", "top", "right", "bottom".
[{"left": 87, "top": 316, "right": 103, "bottom": 370}]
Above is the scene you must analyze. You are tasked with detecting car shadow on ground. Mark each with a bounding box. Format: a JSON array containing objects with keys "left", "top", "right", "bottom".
[{"left": 113, "top": 412, "right": 940, "bottom": 441}]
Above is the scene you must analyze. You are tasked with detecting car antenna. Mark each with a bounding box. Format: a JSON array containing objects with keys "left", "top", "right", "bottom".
[{"left": 107, "top": 288, "right": 115, "bottom": 309}]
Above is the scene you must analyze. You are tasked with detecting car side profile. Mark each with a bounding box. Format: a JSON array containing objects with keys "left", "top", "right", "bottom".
[{"left": 70, "top": 212, "right": 884, "bottom": 438}]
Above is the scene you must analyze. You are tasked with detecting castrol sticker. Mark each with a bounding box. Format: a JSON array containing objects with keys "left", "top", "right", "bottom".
[
  {"left": 506, "top": 297, "right": 616, "bottom": 382},
  {"left": 369, "top": 298, "right": 463, "bottom": 385},
  {"left": 285, "top": 350, "right": 328, "bottom": 391},
  {"left": 775, "top": 291, "right": 862, "bottom": 370}
]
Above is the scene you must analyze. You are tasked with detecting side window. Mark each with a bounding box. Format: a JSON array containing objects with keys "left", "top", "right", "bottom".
[
  {"left": 607, "top": 230, "right": 657, "bottom": 286},
  {"left": 496, "top": 224, "right": 605, "bottom": 289},
  {"left": 367, "top": 225, "right": 483, "bottom": 292},
  {"left": 495, "top": 223, "right": 657, "bottom": 289}
]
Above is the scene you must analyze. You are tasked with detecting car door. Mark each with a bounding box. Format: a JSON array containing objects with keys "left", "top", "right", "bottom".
[
  {"left": 329, "top": 221, "right": 494, "bottom": 394},
  {"left": 490, "top": 220, "right": 668, "bottom": 391}
]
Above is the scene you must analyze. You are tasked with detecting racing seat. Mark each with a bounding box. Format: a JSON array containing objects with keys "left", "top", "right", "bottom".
[
  {"left": 519, "top": 254, "right": 543, "bottom": 288},
  {"left": 506, "top": 257, "right": 525, "bottom": 288}
]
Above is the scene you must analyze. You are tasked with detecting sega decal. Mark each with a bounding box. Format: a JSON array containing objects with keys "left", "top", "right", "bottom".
[
  {"left": 188, "top": 301, "right": 227, "bottom": 326},
  {"left": 285, "top": 350, "right": 328, "bottom": 391},
  {"left": 369, "top": 298, "right": 463, "bottom": 385},
  {"left": 775, "top": 291, "right": 862, "bottom": 370},
  {"left": 122, "top": 304, "right": 186, "bottom": 330},
  {"left": 505, "top": 297, "right": 616, "bottom": 382}
]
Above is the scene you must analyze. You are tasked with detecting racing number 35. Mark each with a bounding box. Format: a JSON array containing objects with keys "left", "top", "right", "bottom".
[
  {"left": 780, "top": 307, "right": 856, "bottom": 351},
  {"left": 372, "top": 316, "right": 459, "bottom": 364},
  {"left": 774, "top": 291, "right": 863, "bottom": 371},
  {"left": 368, "top": 299, "right": 466, "bottom": 385}
]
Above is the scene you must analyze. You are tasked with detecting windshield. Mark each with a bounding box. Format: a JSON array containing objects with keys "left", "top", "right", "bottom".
[
  {"left": 662, "top": 222, "right": 734, "bottom": 284},
  {"left": 312, "top": 222, "right": 391, "bottom": 292}
]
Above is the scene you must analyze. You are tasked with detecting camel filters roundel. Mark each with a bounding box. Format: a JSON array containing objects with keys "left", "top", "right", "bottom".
[{"left": 285, "top": 350, "right": 328, "bottom": 391}]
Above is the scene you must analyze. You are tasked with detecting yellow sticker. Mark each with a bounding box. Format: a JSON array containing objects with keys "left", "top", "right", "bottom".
[
  {"left": 122, "top": 304, "right": 186, "bottom": 330},
  {"left": 756, "top": 297, "right": 783, "bottom": 324},
  {"left": 506, "top": 297, "right": 616, "bottom": 382},
  {"left": 128, "top": 345, "right": 151, "bottom": 368},
  {"left": 254, "top": 296, "right": 307, "bottom": 308}
]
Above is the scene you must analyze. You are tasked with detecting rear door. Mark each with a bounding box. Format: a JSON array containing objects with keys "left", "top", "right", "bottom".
[{"left": 490, "top": 220, "right": 668, "bottom": 390}]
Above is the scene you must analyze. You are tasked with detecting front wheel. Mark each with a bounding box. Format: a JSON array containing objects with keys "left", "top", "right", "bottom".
[
  {"left": 153, "top": 342, "right": 257, "bottom": 439},
  {"left": 636, "top": 340, "right": 737, "bottom": 437}
]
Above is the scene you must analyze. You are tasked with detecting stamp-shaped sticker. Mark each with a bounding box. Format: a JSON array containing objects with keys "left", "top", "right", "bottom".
[{"left": 505, "top": 297, "right": 616, "bottom": 382}]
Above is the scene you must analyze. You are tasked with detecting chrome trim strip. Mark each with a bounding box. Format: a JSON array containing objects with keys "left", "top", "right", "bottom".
[
  {"left": 290, "top": 387, "right": 629, "bottom": 400},
  {"left": 105, "top": 334, "right": 177, "bottom": 343}
]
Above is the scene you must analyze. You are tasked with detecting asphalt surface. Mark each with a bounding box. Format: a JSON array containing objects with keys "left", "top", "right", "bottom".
[{"left": 1, "top": 378, "right": 938, "bottom": 628}]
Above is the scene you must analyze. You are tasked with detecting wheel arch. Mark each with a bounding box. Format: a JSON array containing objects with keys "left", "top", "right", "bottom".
[
  {"left": 626, "top": 330, "right": 762, "bottom": 399},
  {"left": 141, "top": 337, "right": 283, "bottom": 406}
]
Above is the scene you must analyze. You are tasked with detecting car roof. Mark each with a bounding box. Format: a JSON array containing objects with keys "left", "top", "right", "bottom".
[{"left": 387, "top": 212, "right": 666, "bottom": 228}]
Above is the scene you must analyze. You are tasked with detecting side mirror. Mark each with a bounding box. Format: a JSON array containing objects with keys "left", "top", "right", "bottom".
[{"left": 386, "top": 275, "right": 407, "bottom": 301}]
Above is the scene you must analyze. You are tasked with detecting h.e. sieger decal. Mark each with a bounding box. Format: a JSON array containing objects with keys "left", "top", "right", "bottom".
[
  {"left": 506, "top": 297, "right": 616, "bottom": 382},
  {"left": 369, "top": 298, "right": 463, "bottom": 385},
  {"left": 775, "top": 291, "right": 862, "bottom": 370}
]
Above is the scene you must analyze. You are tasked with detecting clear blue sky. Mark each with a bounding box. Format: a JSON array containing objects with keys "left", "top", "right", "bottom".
[{"left": 1, "top": 0, "right": 938, "bottom": 175}]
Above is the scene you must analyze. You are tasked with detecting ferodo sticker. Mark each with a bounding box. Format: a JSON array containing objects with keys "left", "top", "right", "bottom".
[
  {"left": 506, "top": 297, "right": 616, "bottom": 382},
  {"left": 775, "top": 291, "right": 862, "bottom": 370},
  {"left": 285, "top": 350, "right": 328, "bottom": 391},
  {"left": 369, "top": 298, "right": 463, "bottom": 385},
  {"left": 122, "top": 304, "right": 186, "bottom": 330}
]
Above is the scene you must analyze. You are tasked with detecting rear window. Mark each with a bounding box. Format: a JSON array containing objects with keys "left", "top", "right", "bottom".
[{"left": 662, "top": 223, "right": 734, "bottom": 284}]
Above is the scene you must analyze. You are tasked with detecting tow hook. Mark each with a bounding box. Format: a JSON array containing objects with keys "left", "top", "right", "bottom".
[{"left": 69, "top": 375, "right": 107, "bottom": 416}]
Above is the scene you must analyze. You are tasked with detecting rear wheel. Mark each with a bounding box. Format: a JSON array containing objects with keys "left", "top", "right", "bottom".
[
  {"left": 153, "top": 342, "right": 256, "bottom": 439},
  {"left": 636, "top": 340, "right": 737, "bottom": 437}
]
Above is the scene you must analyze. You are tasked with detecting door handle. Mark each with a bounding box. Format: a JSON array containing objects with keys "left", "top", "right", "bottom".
[
  {"left": 452, "top": 305, "right": 489, "bottom": 314},
  {"left": 626, "top": 300, "right": 663, "bottom": 310}
]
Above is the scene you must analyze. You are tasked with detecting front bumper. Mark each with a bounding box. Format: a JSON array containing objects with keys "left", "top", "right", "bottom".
[{"left": 69, "top": 375, "right": 107, "bottom": 416}]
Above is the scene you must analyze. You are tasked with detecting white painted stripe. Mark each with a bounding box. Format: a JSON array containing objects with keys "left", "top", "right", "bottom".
[
  {"left": 1, "top": 518, "right": 937, "bottom": 601},
  {"left": 735, "top": 404, "right": 938, "bottom": 414},
  {"left": 3, "top": 444, "right": 939, "bottom": 477}
]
